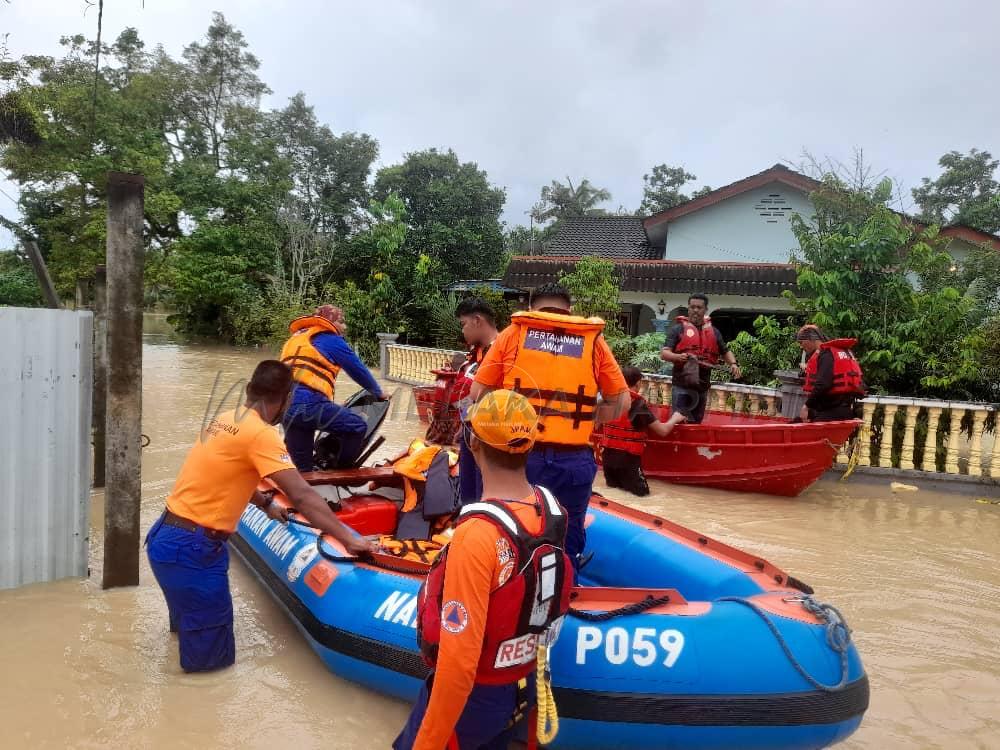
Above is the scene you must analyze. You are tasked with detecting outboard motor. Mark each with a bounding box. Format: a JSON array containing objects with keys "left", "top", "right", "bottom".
[{"left": 313, "top": 389, "right": 391, "bottom": 470}]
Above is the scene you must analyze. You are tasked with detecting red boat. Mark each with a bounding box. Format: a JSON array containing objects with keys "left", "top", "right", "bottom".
[
  {"left": 597, "top": 406, "right": 860, "bottom": 497},
  {"left": 413, "top": 374, "right": 858, "bottom": 497}
]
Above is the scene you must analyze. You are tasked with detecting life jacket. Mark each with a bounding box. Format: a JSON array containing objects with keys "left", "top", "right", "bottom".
[
  {"left": 673, "top": 316, "right": 720, "bottom": 364},
  {"left": 804, "top": 339, "right": 866, "bottom": 397},
  {"left": 393, "top": 440, "right": 460, "bottom": 514},
  {"left": 278, "top": 316, "right": 343, "bottom": 400},
  {"left": 502, "top": 310, "right": 604, "bottom": 447},
  {"left": 417, "top": 487, "right": 573, "bottom": 685},
  {"left": 601, "top": 390, "right": 647, "bottom": 456},
  {"left": 454, "top": 342, "right": 492, "bottom": 401},
  {"left": 378, "top": 534, "right": 451, "bottom": 565}
]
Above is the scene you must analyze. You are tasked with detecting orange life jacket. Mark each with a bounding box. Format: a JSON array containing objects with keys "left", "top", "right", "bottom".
[
  {"left": 804, "top": 339, "right": 866, "bottom": 397},
  {"left": 601, "top": 390, "right": 647, "bottom": 456},
  {"left": 674, "top": 316, "right": 720, "bottom": 364},
  {"left": 394, "top": 439, "right": 459, "bottom": 513},
  {"left": 279, "top": 316, "right": 343, "bottom": 399},
  {"left": 502, "top": 310, "right": 604, "bottom": 447}
]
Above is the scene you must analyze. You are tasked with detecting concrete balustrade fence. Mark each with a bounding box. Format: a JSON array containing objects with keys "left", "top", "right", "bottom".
[{"left": 379, "top": 338, "right": 999, "bottom": 483}]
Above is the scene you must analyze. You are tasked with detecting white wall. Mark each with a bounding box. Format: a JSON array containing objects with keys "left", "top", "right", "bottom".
[
  {"left": 0, "top": 308, "right": 92, "bottom": 589},
  {"left": 663, "top": 183, "right": 814, "bottom": 263}
]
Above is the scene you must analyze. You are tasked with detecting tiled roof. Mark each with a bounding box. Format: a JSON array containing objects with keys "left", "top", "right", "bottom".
[
  {"left": 503, "top": 256, "right": 798, "bottom": 298},
  {"left": 544, "top": 217, "right": 660, "bottom": 260}
]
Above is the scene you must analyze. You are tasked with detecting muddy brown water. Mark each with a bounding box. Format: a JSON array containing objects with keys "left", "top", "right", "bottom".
[{"left": 1, "top": 338, "right": 998, "bottom": 749}]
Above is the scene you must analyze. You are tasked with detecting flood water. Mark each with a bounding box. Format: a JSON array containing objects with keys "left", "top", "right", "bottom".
[{"left": 1, "top": 336, "right": 998, "bottom": 749}]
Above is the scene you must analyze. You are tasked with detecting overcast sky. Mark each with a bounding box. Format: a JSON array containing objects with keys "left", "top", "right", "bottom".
[{"left": 2, "top": 0, "right": 999, "bottom": 243}]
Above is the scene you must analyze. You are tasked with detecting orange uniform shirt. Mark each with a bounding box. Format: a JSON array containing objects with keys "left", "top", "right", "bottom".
[
  {"left": 474, "top": 324, "right": 627, "bottom": 397},
  {"left": 166, "top": 407, "right": 294, "bottom": 533},
  {"left": 413, "top": 499, "right": 542, "bottom": 750}
]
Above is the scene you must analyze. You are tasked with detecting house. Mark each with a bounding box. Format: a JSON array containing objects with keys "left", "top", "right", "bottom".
[{"left": 503, "top": 164, "right": 1000, "bottom": 339}]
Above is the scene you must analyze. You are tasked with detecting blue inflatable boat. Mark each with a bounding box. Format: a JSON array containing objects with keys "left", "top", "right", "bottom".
[{"left": 231, "top": 479, "right": 868, "bottom": 750}]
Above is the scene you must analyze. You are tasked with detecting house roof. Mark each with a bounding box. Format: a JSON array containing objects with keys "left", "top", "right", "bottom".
[
  {"left": 543, "top": 216, "right": 659, "bottom": 260},
  {"left": 442, "top": 279, "right": 524, "bottom": 294},
  {"left": 641, "top": 162, "right": 1000, "bottom": 251},
  {"left": 503, "top": 256, "right": 797, "bottom": 298}
]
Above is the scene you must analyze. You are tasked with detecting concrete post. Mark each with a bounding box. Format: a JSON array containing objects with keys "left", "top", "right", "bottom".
[
  {"left": 377, "top": 332, "right": 399, "bottom": 380},
  {"left": 92, "top": 265, "right": 108, "bottom": 488},
  {"left": 75, "top": 277, "right": 92, "bottom": 310},
  {"left": 102, "top": 173, "right": 145, "bottom": 589}
]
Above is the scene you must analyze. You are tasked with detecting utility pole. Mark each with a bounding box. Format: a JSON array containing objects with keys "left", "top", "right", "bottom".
[
  {"left": 23, "top": 240, "right": 61, "bottom": 309},
  {"left": 102, "top": 172, "right": 144, "bottom": 589},
  {"left": 92, "top": 264, "right": 108, "bottom": 488}
]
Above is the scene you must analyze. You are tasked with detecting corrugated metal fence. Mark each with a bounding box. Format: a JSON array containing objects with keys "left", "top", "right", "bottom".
[{"left": 0, "top": 308, "right": 93, "bottom": 589}]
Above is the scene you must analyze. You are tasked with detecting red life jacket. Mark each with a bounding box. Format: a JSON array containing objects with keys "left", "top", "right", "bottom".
[
  {"left": 452, "top": 342, "right": 492, "bottom": 403},
  {"left": 601, "top": 390, "right": 647, "bottom": 456},
  {"left": 674, "top": 316, "right": 720, "bottom": 364},
  {"left": 416, "top": 487, "right": 573, "bottom": 685},
  {"left": 804, "top": 339, "right": 866, "bottom": 397}
]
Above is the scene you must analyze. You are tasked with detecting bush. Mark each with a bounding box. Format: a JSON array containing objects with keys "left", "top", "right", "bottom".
[{"left": 0, "top": 252, "right": 43, "bottom": 307}]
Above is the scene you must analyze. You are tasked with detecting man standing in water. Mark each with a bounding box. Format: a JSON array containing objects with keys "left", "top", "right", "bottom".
[
  {"left": 471, "top": 282, "right": 629, "bottom": 570},
  {"left": 280, "top": 305, "right": 386, "bottom": 472},
  {"left": 146, "top": 360, "right": 375, "bottom": 673},
  {"left": 660, "top": 293, "right": 741, "bottom": 424},
  {"left": 395, "top": 390, "right": 573, "bottom": 750}
]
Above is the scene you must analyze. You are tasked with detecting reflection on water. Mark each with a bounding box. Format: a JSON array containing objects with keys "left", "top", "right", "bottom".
[{"left": 0, "top": 338, "right": 998, "bottom": 749}]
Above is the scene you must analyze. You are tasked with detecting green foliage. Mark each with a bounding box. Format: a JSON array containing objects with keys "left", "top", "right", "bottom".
[
  {"left": 912, "top": 149, "right": 1000, "bottom": 234},
  {"left": 0, "top": 251, "right": 43, "bottom": 306},
  {"left": 558, "top": 256, "right": 621, "bottom": 324},
  {"left": 628, "top": 332, "right": 669, "bottom": 373},
  {"left": 727, "top": 316, "right": 803, "bottom": 386},
  {"left": 373, "top": 148, "right": 506, "bottom": 281},
  {"left": 530, "top": 178, "right": 611, "bottom": 225},
  {"left": 639, "top": 164, "right": 707, "bottom": 215}
]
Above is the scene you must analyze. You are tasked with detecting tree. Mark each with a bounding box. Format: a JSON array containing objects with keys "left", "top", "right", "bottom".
[
  {"left": 530, "top": 178, "right": 611, "bottom": 224},
  {"left": 374, "top": 148, "right": 506, "bottom": 282},
  {"left": 913, "top": 149, "right": 1000, "bottom": 234},
  {"left": 0, "top": 250, "right": 42, "bottom": 306},
  {"left": 639, "top": 163, "right": 707, "bottom": 215}
]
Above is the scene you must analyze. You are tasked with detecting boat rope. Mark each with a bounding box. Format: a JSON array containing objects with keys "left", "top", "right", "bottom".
[
  {"left": 312, "top": 534, "right": 431, "bottom": 576},
  {"left": 717, "top": 595, "right": 852, "bottom": 692},
  {"left": 567, "top": 593, "right": 671, "bottom": 621},
  {"left": 535, "top": 643, "right": 559, "bottom": 745},
  {"left": 840, "top": 425, "right": 870, "bottom": 481}
]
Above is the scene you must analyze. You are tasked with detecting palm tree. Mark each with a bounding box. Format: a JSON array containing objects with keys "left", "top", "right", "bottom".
[{"left": 530, "top": 177, "right": 612, "bottom": 224}]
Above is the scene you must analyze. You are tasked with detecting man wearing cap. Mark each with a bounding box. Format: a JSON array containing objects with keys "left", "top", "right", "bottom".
[
  {"left": 394, "top": 390, "right": 574, "bottom": 750},
  {"left": 471, "top": 282, "right": 630, "bottom": 571},
  {"left": 796, "top": 324, "right": 866, "bottom": 422},
  {"left": 146, "top": 360, "right": 375, "bottom": 674},
  {"left": 279, "top": 305, "right": 387, "bottom": 472}
]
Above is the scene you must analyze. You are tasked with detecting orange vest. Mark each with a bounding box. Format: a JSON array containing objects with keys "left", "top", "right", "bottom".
[
  {"left": 674, "top": 316, "right": 720, "bottom": 364},
  {"left": 394, "top": 439, "right": 459, "bottom": 512},
  {"left": 279, "top": 316, "right": 343, "bottom": 399},
  {"left": 503, "top": 310, "right": 604, "bottom": 447}
]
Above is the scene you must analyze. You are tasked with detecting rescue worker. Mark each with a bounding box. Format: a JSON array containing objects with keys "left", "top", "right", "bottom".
[
  {"left": 601, "top": 366, "right": 688, "bottom": 496},
  {"left": 146, "top": 360, "right": 375, "bottom": 673},
  {"left": 453, "top": 297, "right": 499, "bottom": 505},
  {"left": 660, "top": 293, "right": 741, "bottom": 424},
  {"left": 471, "top": 282, "right": 629, "bottom": 571},
  {"left": 394, "top": 390, "right": 573, "bottom": 750},
  {"left": 796, "top": 324, "right": 866, "bottom": 422},
  {"left": 279, "top": 304, "right": 387, "bottom": 472}
]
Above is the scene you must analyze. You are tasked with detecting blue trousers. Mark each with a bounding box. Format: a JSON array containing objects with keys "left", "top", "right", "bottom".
[
  {"left": 146, "top": 514, "right": 235, "bottom": 673},
  {"left": 458, "top": 426, "right": 483, "bottom": 506},
  {"left": 527, "top": 447, "right": 597, "bottom": 570},
  {"left": 283, "top": 397, "right": 367, "bottom": 472},
  {"left": 394, "top": 675, "right": 527, "bottom": 750}
]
